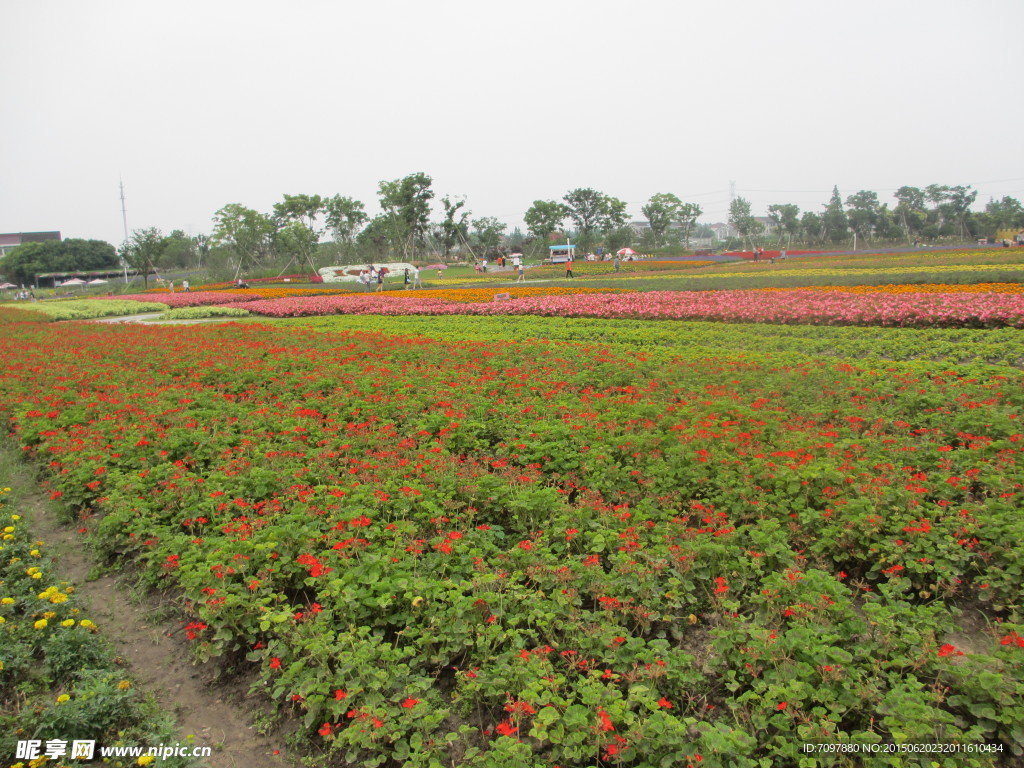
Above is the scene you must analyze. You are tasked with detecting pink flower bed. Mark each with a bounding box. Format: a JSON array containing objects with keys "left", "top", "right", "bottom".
[{"left": 230, "top": 290, "right": 1024, "bottom": 328}]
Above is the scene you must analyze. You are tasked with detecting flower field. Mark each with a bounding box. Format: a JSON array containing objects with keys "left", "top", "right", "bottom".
[
  {"left": 221, "top": 289, "right": 1024, "bottom": 328},
  {"left": 0, "top": 309, "right": 1022, "bottom": 767}
]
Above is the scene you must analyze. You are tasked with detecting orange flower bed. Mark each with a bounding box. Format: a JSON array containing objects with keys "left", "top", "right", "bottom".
[{"left": 758, "top": 283, "right": 1024, "bottom": 295}]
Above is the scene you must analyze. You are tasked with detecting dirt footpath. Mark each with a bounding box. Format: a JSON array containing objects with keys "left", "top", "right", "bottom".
[{"left": 20, "top": 487, "right": 294, "bottom": 768}]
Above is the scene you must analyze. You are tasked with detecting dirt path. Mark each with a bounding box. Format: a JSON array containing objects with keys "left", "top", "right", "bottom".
[{"left": 19, "top": 486, "right": 295, "bottom": 768}]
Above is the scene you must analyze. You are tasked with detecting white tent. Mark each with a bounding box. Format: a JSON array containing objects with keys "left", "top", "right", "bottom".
[
  {"left": 59, "top": 278, "right": 86, "bottom": 286},
  {"left": 87, "top": 278, "right": 109, "bottom": 285}
]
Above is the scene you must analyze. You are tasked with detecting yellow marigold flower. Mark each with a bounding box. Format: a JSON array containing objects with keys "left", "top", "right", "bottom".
[
  {"left": 0, "top": 616, "right": 6, "bottom": 624},
  {"left": 34, "top": 619, "right": 48, "bottom": 629},
  {"left": 2, "top": 534, "right": 13, "bottom": 541},
  {"left": 30, "top": 549, "right": 41, "bottom": 558},
  {"left": 56, "top": 693, "right": 71, "bottom": 703},
  {"left": 3, "top": 526, "right": 14, "bottom": 533},
  {"left": 1, "top": 597, "right": 14, "bottom": 604},
  {"left": 80, "top": 619, "right": 95, "bottom": 628},
  {"left": 43, "top": 611, "right": 56, "bottom": 619},
  {"left": 49, "top": 593, "right": 68, "bottom": 604},
  {"left": 61, "top": 619, "right": 75, "bottom": 627},
  {"left": 138, "top": 756, "right": 156, "bottom": 766},
  {"left": 31, "top": 572, "right": 42, "bottom": 579},
  {"left": 2, "top": 488, "right": 11, "bottom": 493},
  {"left": 118, "top": 679, "right": 132, "bottom": 690},
  {"left": 10, "top": 514, "right": 19, "bottom": 519},
  {"left": 26, "top": 566, "right": 39, "bottom": 575}
]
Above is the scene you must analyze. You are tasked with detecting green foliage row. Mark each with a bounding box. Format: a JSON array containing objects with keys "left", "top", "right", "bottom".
[
  {"left": 160, "top": 306, "right": 252, "bottom": 321},
  {"left": 1, "top": 316, "right": 1022, "bottom": 766},
  {"left": 0, "top": 483, "right": 189, "bottom": 766},
  {"left": 9, "top": 300, "right": 168, "bottom": 321},
  {"left": 278, "top": 315, "right": 1024, "bottom": 369}
]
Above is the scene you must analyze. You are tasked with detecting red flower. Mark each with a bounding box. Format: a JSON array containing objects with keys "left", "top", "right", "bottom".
[
  {"left": 335, "top": 689, "right": 347, "bottom": 700},
  {"left": 777, "top": 701, "right": 788, "bottom": 711},
  {"left": 657, "top": 697, "right": 672, "bottom": 708},
  {"left": 318, "top": 722, "right": 332, "bottom": 737},
  {"left": 269, "top": 657, "right": 281, "bottom": 669},
  {"left": 714, "top": 576, "right": 729, "bottom": 594},
  {"left": 496, "top": 719, "right": 518, "bottom": 736},
  {"left": 937, "top": 644, "right": 963, "bottom": 657},
  {"left": 401, "top": 698, "right": 419, "bottom": 708}
]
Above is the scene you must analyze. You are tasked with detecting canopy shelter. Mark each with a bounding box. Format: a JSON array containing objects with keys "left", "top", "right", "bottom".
[
  {"left": 37, "top": 269, "right": 135, "bottom": 288},
  {"left": 548, "top": 244, "right": 576, "bottom": 263},
  {"left": 59, "top": 278, "right": 86, "bottom": 286},
  {"left": 87, "top": 278, "right": 109, "bottom": 285},
  {"left": 616, "top": 248, "right": 637, "bottom": 256}
]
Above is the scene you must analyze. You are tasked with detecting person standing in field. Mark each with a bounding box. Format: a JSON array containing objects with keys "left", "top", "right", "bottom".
[
  {"left": 614, "top": 255, "right": 620, "bottom": 273},
  {"left": 516, "top": 257, "right": 525, "bottom": 282},
  {"left": 565, "top": 254, "right": 574, "bottom": 279},
  {"left": 413, "top": 266, "right": 423, "bottom": 288},
  {"left": 182, "top": 279, "right": 190, "bottom": 292},
  {"left": 403, "top": 268, "right": 410, "bottom": 289},
  {"left": 375, "top": 269, "right": 385, "bottom": 292}
]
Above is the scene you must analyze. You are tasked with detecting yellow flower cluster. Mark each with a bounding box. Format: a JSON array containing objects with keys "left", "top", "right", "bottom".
[{"left": 38, "top": 584, "right": 71, "bottom": 604}]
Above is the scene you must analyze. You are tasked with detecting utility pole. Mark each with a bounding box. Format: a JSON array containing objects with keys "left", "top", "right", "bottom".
[{"left": 119, "top": 180, "right": 130, "bottom": 282}]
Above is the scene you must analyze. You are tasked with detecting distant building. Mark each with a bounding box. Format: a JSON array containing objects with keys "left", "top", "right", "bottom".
[{"left": 0, "top": 231, "right": 62, "bottom": 258}]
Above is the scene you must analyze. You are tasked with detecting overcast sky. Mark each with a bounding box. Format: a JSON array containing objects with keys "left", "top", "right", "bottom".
[{"left": 2, "top": 0, "right": 1022, "bottom": 245}]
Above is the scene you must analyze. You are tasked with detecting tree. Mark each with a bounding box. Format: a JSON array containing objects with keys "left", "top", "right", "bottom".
[
  {"left": 436, "top": 196, "right": 471, "bottom": 261},
  {"left": 728, "top": 196, "right": 762, "bottom": 248},
  {"left": 845, "top": 190, "right": 880, "bottom": 245},
  {"left": 641, "top": 193, "right": 682, "bottom": 246},
  {"left": 121, "top": 228, "right": 166, "bottom": 289},
  {"left": 675, "top": 202, "right": 703, "bottom": 249},
  {"left": 211, "top": 204, "right": 276, "bottom": 269},
  {"left": 982, "top": 196, "right": 1024, "bottom": 232},
  {"left": 894, "top": 186, "right": 927, "bottom": 240},
  {"left": 378, "top": 173, "right": 434, "bottom": 258},
  {"left": 274, "top": 220, "right": 321, "bottom": 271},
  {"left": 524, "top": 200, "right": 568, "bottom": 243},
  {"left": 800, "top": 211, "right": 824, "bottom": 243},
  {"left": 323, "top": 195, "right": 368, "bottom": 245},
  {"left": 563, "top": 188, "right": 607, "bottom": 239},
  {"left": 0, "top": 238, "right": 118, "bottom": 286},
  {"left": 943, "top": 185, "right": 978, "bottom": 239},
  {"left": 822, "top": 186, "right": 849, "bottom": 243},
  {"left": 472, "top": 217, "right": 507, "bottom": 256},
  {"left": 600, "top": 196, "right": 629, "bottom": 234},
  {"left": 272, "top": 194, "right": 324, "bottom": 232},
  {"left": 161, "top": 230, "right": 196, "bottom": 270},
  {"left": 767, "top": 204, "right": 800, "bottom": 246}
]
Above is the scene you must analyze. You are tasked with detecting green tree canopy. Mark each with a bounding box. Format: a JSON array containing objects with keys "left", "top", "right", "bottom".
[
  {"left": 524, "top": 200, "right": 568, "bottom": 243},
  {"left": 211, "top": 204, "right": 277, "bottom": 269},
  {"left": 120, "top": 228, "right": 166, "bottom": 289},
  {"left": 472, "top": 217, "right": 507, "bottom": 255},
  {"left": 378, "top": 173, "right": 434, "bottom": 258},
  {"left": 324, "top": 195, "right": 368, "bottom": 244},
  {"left": 822, "top": 186, "right": 849, "bottom": 243},
  {"left": 436, "top": 196, "right": 471, "bottom": 260},
  {"left": 0, "top": 238, "right": 118, "bottom": 286},
  {"left": 642, "top": 193, "right": 682, "bottom": 246},
  {"left": 728, "top": 196, "right": 762, "bottom": 247},
  {"left": 675, "top": 202, "right": 703, "bottom": 248}
]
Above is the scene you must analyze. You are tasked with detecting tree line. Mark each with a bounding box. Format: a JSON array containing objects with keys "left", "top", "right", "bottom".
[
  {"left": 728, "top": 184, "right": 1024, "bottom": 249},
  {"left": 4, "top": 176, "right": 1023, "bottom": 286}
]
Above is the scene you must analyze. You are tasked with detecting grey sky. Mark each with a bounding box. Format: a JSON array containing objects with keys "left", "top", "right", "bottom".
[{"left": 3, "top": 0, "right": 1022, "bottom": 245}]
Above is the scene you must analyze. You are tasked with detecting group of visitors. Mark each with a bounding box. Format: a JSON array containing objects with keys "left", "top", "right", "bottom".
[
  {"left": 402, "top": 267, "right": 424, "bottom": 289},
  {"left": 11, "top": 289, "right": 36, "bottom": 301}
]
